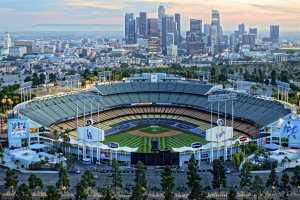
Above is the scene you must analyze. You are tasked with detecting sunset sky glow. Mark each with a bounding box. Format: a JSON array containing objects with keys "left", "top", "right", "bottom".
[{"left": 0, "top": 0, "right": 299, "bottom": 32}]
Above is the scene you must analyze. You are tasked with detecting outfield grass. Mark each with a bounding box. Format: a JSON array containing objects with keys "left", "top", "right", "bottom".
[
  {"left": 139, "top": 125, "right": 170, "bottom": 134},
  {"left": 103, "top": 126, "right": 207, "bottom": 153}
]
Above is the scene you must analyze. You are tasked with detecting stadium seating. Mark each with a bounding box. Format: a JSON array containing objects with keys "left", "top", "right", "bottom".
[{"left": 17, "top": 82, "right": 290, "bottom": 139}]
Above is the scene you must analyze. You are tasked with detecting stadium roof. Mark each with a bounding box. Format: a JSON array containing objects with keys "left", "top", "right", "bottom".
[{"left": 94, "top": 82, "right": 215, "bottom": 96}]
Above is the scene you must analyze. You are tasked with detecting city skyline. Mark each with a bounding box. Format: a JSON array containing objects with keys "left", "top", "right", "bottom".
[{"left": 0, "top": 0, "right": 299, "bottom": 33}]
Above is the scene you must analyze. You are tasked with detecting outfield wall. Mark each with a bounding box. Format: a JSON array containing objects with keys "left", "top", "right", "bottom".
[{"left": 39, "top": 136, "right": 238, "bottom": 166}]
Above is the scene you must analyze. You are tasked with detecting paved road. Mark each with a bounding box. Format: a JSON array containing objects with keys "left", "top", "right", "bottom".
[{"left": 0, "top": 160, "right": 274, "bottom": 193}]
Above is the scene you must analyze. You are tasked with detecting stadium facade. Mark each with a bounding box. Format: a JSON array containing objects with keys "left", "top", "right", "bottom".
[{"left": 13, "top": 74, "right": 291, "bottom": 165}]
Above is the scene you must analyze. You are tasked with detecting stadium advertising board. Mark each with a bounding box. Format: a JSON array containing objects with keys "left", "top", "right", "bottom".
[
  {"left": 206, "top": 126, "right": 233, "bottom": 143},
  {"left": 108, "top": 142, "right": 119, "bottom": 149},
  {"left": 191, "top": 142, "right": 202, "bottom": 148},
  {"left": 280, "top": 120, "right": 300, "bottom": 148},
  {"left": 77, "top": 126, "right": 104, "bottom": 142},
  {"left": 8, "top": 118, "right": 30, "bottom": 148},
  {"left": 239, "top": 136, "right": 248, "bottom": 142}
]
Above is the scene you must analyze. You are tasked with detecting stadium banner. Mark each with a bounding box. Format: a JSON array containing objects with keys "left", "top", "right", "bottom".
[
  {"left": 8, "top": 118, "right": 30, "bottom": 148},
  {"left": 280, "top": 120, "right": 300, "bottom": 148},
  {"left": 77, "top": 126, "right": 104, "bottom": 142},
  {"left": 206, "top": 126, "right": 233, "bottom": 143}
]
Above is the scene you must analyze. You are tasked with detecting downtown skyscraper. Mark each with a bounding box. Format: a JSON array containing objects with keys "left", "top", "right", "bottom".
[
  {"left": 210, "top": 10, "right": 223, "bottom": 55},
  {"left": 186, "top": 19, "right": 204, "bottom": 55},
  {"left": 270, "top": 25, "right": 280, "bottom": 43},
  {"left": 174, "top": 13, "right": 181, "bottom": 46},
  {"left": 125, "top": 13, "right": 136, "bottom": 44},
  {"left": 161, "top": 15, "right": 175, "bottom": 55},
  {"left": 138, "top": 12, "right": 147, "bottom": 39}
]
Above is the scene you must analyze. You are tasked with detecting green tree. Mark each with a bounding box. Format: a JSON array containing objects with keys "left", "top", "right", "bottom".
[
  {"left": 130, "top": 161, "right": 147, "bottom": 200},
  {"left": 56, "top": 165, "right": 69, "bottom": 193},
  {"left": 81, "top": 170, "right": 96, "bottom": 188},
  {"left": 187, "top": 154, "right": 207, "bottom": 200},
  {"left": 0, "top": 145, "right": 3, "bottom": 162},
  {"left": 49, "top": 73, "right": 57, "bottom": 83},
  {"left": 291, "top": 166, "right": 300, "bottom": 193},
  {"left": 239, "top": 163, "right": 252, "bottom": 191},
  {"left": 24, "top": 76, "right": 31, "bottom": 83},
  {"left": 45, "top": 185, "right": 61, "bottom": 200},
  {"left": 218, "top": 67, "right": 228, "bottom": 82},
  {"left": 32, "top": 73, "right": 39, "bottom": 86},
  {"left": 227, "top": 187, "right": 237, "bottom": 200},
  {"left": 111, "top": 158, "right": 122, "bottom": 194},
  {"left": 279, "top": 70, "right": 289, "bottom": 83},
  {"left": 250, "top": 175, "right": 264, "bottom": 200},
  {"left": 39, "top": 73, "right": 46, "bottom": 84},
  {"left": 265, "top": 166, "right": 278, "bottom": 192},
  {"left": 161, "top": 166, "right": 174, "bottom": 200},
  {"left": 258, "top": 69, "right": 264, "bottom": 83},
  {"left": 279, "top": 172, "right": 291, "bottom": 200},
  {"left": 233, "top": 152, "right": 244, "bottom": 169},
  {"left": 102, "top": 188, "right": 113, "bottom": 200},
  {"left": 75, "top": 181, "right": 88, "bottom": 200},
  {"left": 212, "top": 159, "right": 226, "bottom": 193},
  {"left": 210, "top": 66, "right": 219, "bottom": 83},
  {"left": 5, "top": 169, "right": 18, "bottom": 192},
  {"left": 271, "top": 70, "right": 277, "bottom": 85},
  {"left": 14, "top": 183, "right": 32, "bottom": 200},
  {"left": 28, "top": 174, "right": 43, "bottom": 191}
]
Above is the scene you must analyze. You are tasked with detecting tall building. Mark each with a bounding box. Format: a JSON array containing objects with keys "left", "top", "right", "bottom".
[
  {"left": 186, "top": 19, "right": 204, "bottom": 55},
  {"left": 174, "top": 13, "right": 181, "bottom": 46},
  {"left": 158, "top": 5, "right": 166, "bottom": 47},
  {"left": 242, "top": 34, "right": 256, "bottom": 49},
  {"left": 210, "top": 10, "right": 223, "bottom": 55},
  {"left": 186, "top": 32, "right": 204, "bottom": 55},
  {"left": 158, "top": 5, "right": 165, "bottom": 20},
  {"left": 162, "top": 15, "right": 175, "bottom": 55},
  {"left": 148, "top": 37, "right": 161, "bottom": 55},
  {"left": 238, "top": 23, "right": 245, "bottom": 34},
  {"left": 3, "top": 32, "right": 12, "bottom": 49},
  {"left": 2, "top": 32, "right": 12, "bottom": 56},
  {"left": 270, "top": 25, "right": 280, "bottom": 43},
  {"left": 229, "top": 31, "right": 240, "bottom": 52},
  {"left": 211, "top": 10, "right": 220, "bottom": 27},
  {"left": 125, "top": 13, "right": 136, "bottom": 44},
  {"left": 147, "top": 18, "right": 160, "bottom": 37},
  {"left": 203, "top": 24, "right": 211, "bottom": 36},
  {"left": 190, "top": 19, "right": 202, "bottom": 33},
  {"left": 249, "top": 28, "right": 258, "bottom": 36},
  {"left": 15, "top": 40, "right": 33, "bottom": 54},
  {"left": 138, "top": 12, "right": 147, "bottom": 39}
]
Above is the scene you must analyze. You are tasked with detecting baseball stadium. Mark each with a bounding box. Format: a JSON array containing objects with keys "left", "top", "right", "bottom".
[{"left": 13, "top": 75, "right": 291, "bottom": 165}]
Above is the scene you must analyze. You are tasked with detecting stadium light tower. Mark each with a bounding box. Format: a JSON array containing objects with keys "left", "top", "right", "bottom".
[
  {"left": 208, "top": 93, "right": 237, "bottom": 162},
  {"left": 19, "top": 81, "right": 32, "bottom": 102},
  {"left": 276, "top": 81, "right": 290, "bottom": 102}
]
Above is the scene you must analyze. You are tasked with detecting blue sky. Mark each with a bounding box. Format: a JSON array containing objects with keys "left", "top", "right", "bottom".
[{"left": 0, "top": 0, "right": 299, "bottom": 32}]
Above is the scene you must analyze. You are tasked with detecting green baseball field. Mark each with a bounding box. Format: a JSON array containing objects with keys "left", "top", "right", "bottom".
[{"left": 103, "top": 125, "right": 207, "bottom": 153}]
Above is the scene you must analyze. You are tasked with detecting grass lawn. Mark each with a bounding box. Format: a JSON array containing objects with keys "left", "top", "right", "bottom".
[
  {"left": 103, "top": 126, "right": 207, "bottom": 153},
  {"left": 139, "top": 125, "right": 170, "bottom": 134}
]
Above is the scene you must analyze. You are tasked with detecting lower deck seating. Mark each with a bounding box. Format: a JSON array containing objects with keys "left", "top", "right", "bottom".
[{"left": 52, "top": 105, "right": 258, "bottom": 138}]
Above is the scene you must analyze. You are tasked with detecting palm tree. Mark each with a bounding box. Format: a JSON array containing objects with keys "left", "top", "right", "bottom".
[
  {"left": 0, "top": 145, "right": 3, "bottom": 163},
  {"left": 282, "top": 156, "right": 290, "bottom": 169},
  {"left": 296, "top": 92, "right": 300, "bottom": 106}
]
